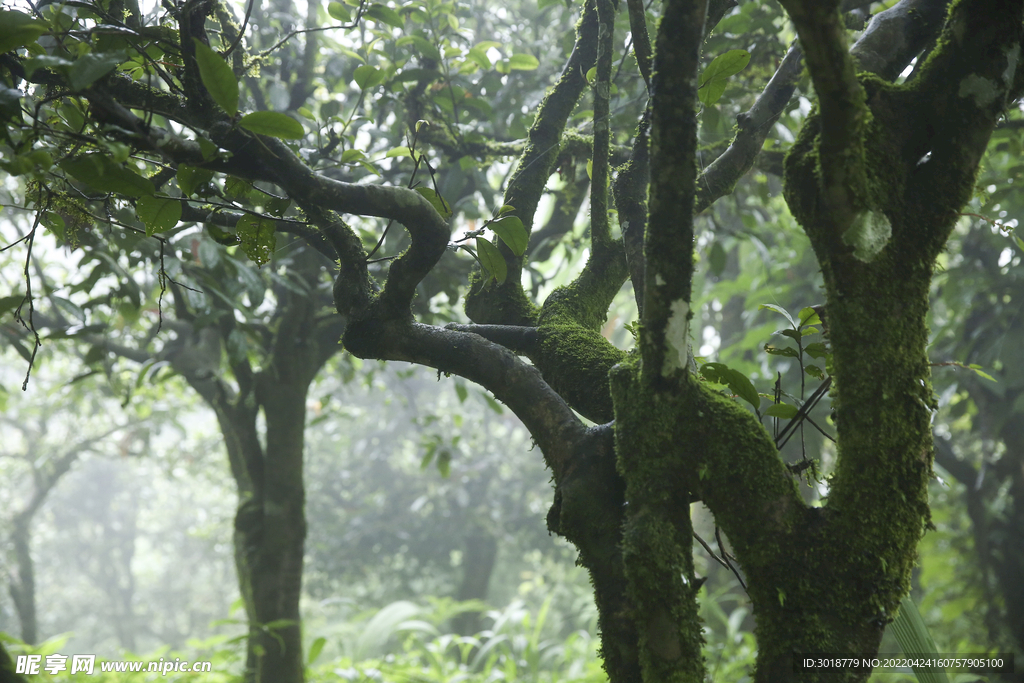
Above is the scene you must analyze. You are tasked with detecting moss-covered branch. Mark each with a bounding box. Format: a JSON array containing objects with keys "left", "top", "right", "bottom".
[
  {"left": 465, "top": 0, "right": 598, "bottom": 326},
  {"left": 642, "top": 0, "right": 704, "bottom": 383},
  {"left": 626, "top": 0, "right": 653, "bottom": 91},
  {"left": 780, "top": 0, "right": 868, "bottom": 241},
  {"left": 848, "top": 0, "right": 950, "bottom": 80}
]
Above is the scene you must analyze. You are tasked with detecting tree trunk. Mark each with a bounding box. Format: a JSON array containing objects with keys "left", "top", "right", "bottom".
[
  {"left": 451, "top": 527, "right": 498, "bottom": 635},
  {"left": 7, "top": 517, "right": 37, "bottom": 646}
]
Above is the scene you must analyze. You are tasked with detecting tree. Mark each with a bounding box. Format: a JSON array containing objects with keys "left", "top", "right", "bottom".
[
  {"left": 1, "top": 369, "right": 141, "bottom": 646},
  {"left": 2, "top": 0, "right": 1023, "bottom": 681}
]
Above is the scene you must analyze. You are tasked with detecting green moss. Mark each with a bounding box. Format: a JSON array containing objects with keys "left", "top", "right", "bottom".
[{"left": 464, "top": 270, "right": 540, "bottom": 326}]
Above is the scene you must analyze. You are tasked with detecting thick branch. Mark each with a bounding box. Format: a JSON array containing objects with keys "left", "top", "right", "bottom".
[
  {"left": 779, "top": 0, "right": 867, "bottom": 236},
  {"left": 849, "top": 0, "right": 951, "bottom": 80},
  {"left": 694, "top": 45, "right": 803, "bottom": 214},
  {"left": 464, "top": 0, "right": 599, "bottom": 326},
  {"left": 642, "top": 0, "right": 705, "bottom": 383},
  {"left": 343, "top": 320, "right": 588, "bottom": 477}
]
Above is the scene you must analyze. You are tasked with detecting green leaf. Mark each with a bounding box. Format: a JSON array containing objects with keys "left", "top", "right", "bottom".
[
  {"left": 415, "top": 187, "right": 452, "bottom": 219},
  {"left": 238, "top": 111, "right": 305, "bottom": 139},
  {"left": 265, "top": 196, "right": 291, "bottom": 217},
  {"left": 0, "top": 87, "right": 23, "bottom": 124},
  {"left": 327, "top": 1, "right": 350, "bottom": 21},
  {"left": 385, "top": 146, "right": 411, "bottom": 158},
  {"left": 340, "top": 148, "right": 366, "bottom": 163},
  {"left": 489, "top": 215, "right": 527, "bottom": 256},
  {"left": 799, "top": 307, "right": 821, "bottom": 326},
  {"left": 708, "top": 241, "right": 726, "bottom": 276},
  {"left": 483, "top": 393, "right": 504, "bottom": 414},
  {"left": 137, "top": 195, "right": 182, "bottom": 236},
  {"left": 397, "top": 35, "right": 441, "bottom": 61},
  {"left": 698, "top": 49, "right": 750, "bottom": 106},
  {"left": 353, "top": 64, "right": 384, "bottom": 89},
  {"left": 764, "top": 343, "right": 799, "bottom": 358},
  {"left": 0, "top": 10, "right": 49, "bottom": 54},
  {"left": 476, "top": 237, "right": 506, "bottom": 284},
  {"left": 225, "top": 175, "right": 252, "bottom": 199},
  {"left": 758, "top": 303, "right": 797, "bottom": 328},
  {"left": 890, "top": 596, "right": 951, "bottom": 683},
  {"left": 236, "top": 214, "right": 277, "bottom": 266},
  {"left": 508, "top": 53, "right": 539, "bottom": 71},
  {"left": 1015, "top": 235, "right": 1024, "bottom": 253},
  {"left": 804, "top": 342, "right": 828, "bottom": 360},
  {"left": 176, "top": 164, "right": 214, "bottom": 196},
  {"left": 67, "top": 51, "right": 124, "bottom": 90},
  {"left": 436, "top": 450, "right": 451, "bottom": 478},
  {"left": 365, "top": 4, "right": 404, "bottom": 28},
  {"left": 307, "top": 637, "right": 326, "bottom": 666},
  {"left": 586, "top": 66, "right": 598, "bottom": 83},
  {"left": 23, "top": 55, "right": 72, "bottom": 80},
  {"left": 781, "top": 328, "right": 802, "bottom": 341},
  {"left": 967, "top": 364, "right": 997, "bottom": 382},
  {"left": 700, "top": 362, "right": 760, "bottom": 410},
  {"left": 61, "top": 154, "right": 155, "bottom": 197},
  {"left": 804, "top": 364, "right": 826, "bottom": 380},
  {"left": 498, "top": 204, "right": 515, "bottom": 215},
  {"left": 765, "top": 403, "right": 799, "bottom": 419},
  {"left": 466, "top": 46, "right": 491, "bottom": 70},
  {"left": 197, "top": 137, "right": 220, "bottom": 160},
  {"left": 454, "top": 381, "right": 468, "bottom": 403},
  {"left": 193, "top": 38, "right": 239, "bottom": 116},
  {"left": 0, "top": 294, "right": 25, "bottom": 318}
]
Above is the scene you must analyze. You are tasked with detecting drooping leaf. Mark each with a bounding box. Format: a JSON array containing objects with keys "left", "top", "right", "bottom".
[
  {"left": 698, "top": 49, "right": 750, "bottom": 106},
  {"left": 0, "top": 87, "right": 23, "bottom": 125},
  {"left": 805, "top": 365, "right": 826, "bottom": 380},
  {"left": 489, "top": 215, "right": 528, "bottom": 256},
  {"left": 415, "top": 187, "right": 452, "bottom": 219},
  {"left": 327, "top": 1, "right": 350, "bottom": 22},
  {"left": 137, "top": 195, "right": 182, "bottom": 236},
  {"left": 968, "top": 364, "right": 997, "bottom": 382},
  {"left": 385, "top": 146, "right": 411, "bottom": 158},
  {"left": 307, "top": 637, "right": 326, "bottom": 666},
  {"left": 765, "top": 403, "right": 799, "bottom": 419},
  {"left": 396, "top": 35, "right": 441, "bottom": 61},
  {"left": 238, "top": 111, "right": 305, "bottom": 139},
  {"left": 192, "top": 38, "right": 239, "bottom": 116},
  {"left": 476, "top": 237, "right": 506, "bottom": 284},
  {"left": 804, "top": 342, "right": 828, "bottom": 359},
  {"left": 0, "top": 10, "right": 48, "bottom": 54},
  {"left": 236, "top": 214, "right": 277, "bottom": 266},
  {"left": 436, "top": 450, "right": 451, "bottom": 478},
  {"left": 764, "top": 343, "right": 799, "bottom": 358},
  {"left": 508, "top": 53, "right": 539, "bottom": 71},
  {"left": 758, "top": 303, "right": 797, "bottom": 329},
  {"left": 176, "top": 164, "right": 214, "bottom": 196},
  {"left": 700, "top": 362, "right": 760, "bottom": 410},
  {"left": 364, "top": 4, "right": 404, "bottom": 28},
  {"left": 353, "top": 64, "right": 385, "bottom": 89},
  {"left": 61, "top": 154, "right": 155, "bottom": 197},
  {"left": 67, "top": 51, "right": 125, "bottom": 90}
]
